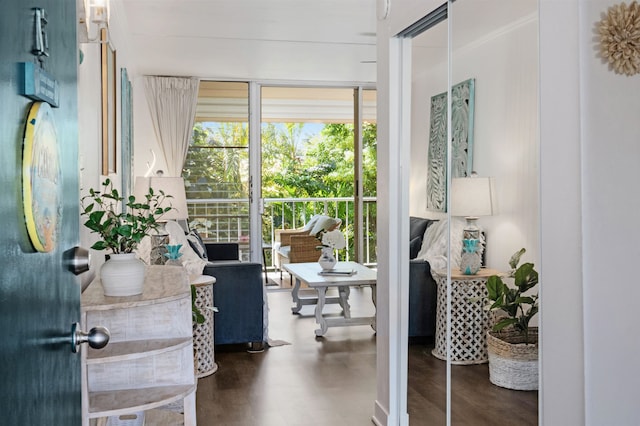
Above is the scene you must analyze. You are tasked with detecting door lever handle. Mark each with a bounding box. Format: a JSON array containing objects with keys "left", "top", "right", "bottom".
[{"left": 71, "top": 322, "right": 110, "bottom": 353}]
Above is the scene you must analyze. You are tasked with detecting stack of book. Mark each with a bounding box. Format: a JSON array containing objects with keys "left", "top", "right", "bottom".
[{"left": 318, "top": 269, "right": 357, "bottom": 277}]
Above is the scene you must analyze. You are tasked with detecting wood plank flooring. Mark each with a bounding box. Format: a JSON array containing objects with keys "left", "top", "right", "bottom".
[{"left": 195, "top": 284, "right": 537, "bottom": 426}]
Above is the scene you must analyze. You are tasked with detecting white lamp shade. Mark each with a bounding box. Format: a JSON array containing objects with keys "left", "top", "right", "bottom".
[
  {"left": 450, "top": 176, "right": 496, "bottom": 218},
  {"left": 134, "top": 176, "right": 189, "bottom": 221}
]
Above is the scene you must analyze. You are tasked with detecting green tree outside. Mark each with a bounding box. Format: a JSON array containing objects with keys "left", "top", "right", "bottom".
[{"left": 183, "top": 120, "right": 377, "bottom": 261}]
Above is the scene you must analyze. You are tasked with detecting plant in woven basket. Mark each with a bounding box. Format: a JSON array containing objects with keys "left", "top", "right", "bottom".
[{"left": 485, "top": 248, "right": 539, "bottom": 344}]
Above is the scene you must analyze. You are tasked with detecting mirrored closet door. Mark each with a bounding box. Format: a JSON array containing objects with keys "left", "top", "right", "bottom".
[
  {"left": 404, "top": 1, "right": 540, "bottom": 423},
  {"left": 448, "top": 0, "right": 539, "bottom": 423}
]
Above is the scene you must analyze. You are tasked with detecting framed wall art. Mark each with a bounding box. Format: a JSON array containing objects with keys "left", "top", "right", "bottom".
[
  {"left": 426, "top": 78, "right": 475, "bottom": 212},
  {"left": 101, "top": 28, "right": 117, "bottom": 175},
  {"left": 121, "top": 68, "right": 133, "bottom": 210}
]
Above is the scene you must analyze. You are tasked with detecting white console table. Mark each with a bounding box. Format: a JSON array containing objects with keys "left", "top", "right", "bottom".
[{"left": 81, "top": 266, "right": 197, "bottom": 425}]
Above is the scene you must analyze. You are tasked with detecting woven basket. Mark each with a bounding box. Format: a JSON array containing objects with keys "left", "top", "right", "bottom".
[{"left": 487, "top": 328, "right": 538, "bottom": 391}]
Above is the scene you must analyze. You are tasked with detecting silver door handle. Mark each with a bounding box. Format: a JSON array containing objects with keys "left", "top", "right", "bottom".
[{"left": 71, "top": 322, "right": 110, "bottom": 353}]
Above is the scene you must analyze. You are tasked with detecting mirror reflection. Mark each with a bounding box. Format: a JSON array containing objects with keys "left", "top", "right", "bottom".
[
  {"left": 408, "top": 1, "right": 539, "bottom": 423},
  {"left": 407, "top": 15, "right": 448, "bottom": 423}
]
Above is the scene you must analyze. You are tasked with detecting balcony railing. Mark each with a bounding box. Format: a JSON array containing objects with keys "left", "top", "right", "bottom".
[{"left": 187, "top": 197, "right": 377, "bottom": 266}]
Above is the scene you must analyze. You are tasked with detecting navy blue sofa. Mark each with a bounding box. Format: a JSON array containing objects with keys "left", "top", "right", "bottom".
[
  {"left": 408, "top": 217, "right": 439, "bottom": 339},
  {"left": 202, "top": 243, "right": 264, "bottom": 349}
]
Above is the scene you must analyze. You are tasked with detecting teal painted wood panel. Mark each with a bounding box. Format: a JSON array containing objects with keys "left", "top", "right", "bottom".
[{"left": 0, "top": 0, "right": 81, "bottom": 424}]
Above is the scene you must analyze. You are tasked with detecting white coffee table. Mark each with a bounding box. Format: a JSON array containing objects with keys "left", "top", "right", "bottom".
[{"left": 283, "top": 261, "right": 377, "bottom": 336}]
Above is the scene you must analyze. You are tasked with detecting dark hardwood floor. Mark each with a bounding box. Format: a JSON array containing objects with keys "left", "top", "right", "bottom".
[{"left": 195, "top": 279, "right": 537, "bottom": 426}]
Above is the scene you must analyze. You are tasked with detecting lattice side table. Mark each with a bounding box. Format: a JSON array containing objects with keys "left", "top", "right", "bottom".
[
  {"left": 431, "top": 268, "right": 502, "bottom": 365},
  {"left": 191, "top": 275, "right": 218, "bottom": 378}
]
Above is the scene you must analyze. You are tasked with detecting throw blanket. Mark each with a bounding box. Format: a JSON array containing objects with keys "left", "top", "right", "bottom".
[{"left": 415, "top": 217, "right": 484, "bottom": 271}]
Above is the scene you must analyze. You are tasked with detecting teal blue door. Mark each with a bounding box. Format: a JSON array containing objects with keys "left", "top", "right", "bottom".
[{"left": 0, "top": 0, "right": 82, "bottom": 423}]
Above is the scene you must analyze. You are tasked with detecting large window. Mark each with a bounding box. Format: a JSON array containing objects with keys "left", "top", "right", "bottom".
[
  {"left": 183, "top": 82, "right": 250, "bottom": 246},
  {"left": 183, "top": 82, "right": 377, "bottom": 265}
]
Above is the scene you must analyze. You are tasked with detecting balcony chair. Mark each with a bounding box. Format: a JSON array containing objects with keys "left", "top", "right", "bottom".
[{"left": 273, "top": 215, "right": 342, "bottom": 279}]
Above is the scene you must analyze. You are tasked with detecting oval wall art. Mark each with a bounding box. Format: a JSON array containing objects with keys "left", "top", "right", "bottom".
[{"left": 22, "top": 101, "right": 61, "bottom": 252}]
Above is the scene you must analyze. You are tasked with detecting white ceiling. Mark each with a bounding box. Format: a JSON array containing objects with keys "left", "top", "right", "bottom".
[
  {"left": 114, "top": 0, "right": 379, "bottom": 83},
  {"left": 109, "top": 1, "right": 536, "bottom": 84}
]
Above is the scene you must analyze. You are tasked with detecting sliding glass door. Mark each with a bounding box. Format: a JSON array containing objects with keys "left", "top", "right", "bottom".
[
  {"left": 259, "top": 86, "right": 377, "bottom": 273},
  {"left": 184, "top": 82, "right": 376, "bottom": 268},
  {"left": 183, "top": 81, "right": 251, "bottom": 259}
]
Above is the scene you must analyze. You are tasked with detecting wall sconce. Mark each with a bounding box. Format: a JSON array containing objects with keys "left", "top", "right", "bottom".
[
  {"left": 78, "top": 0, "right": 110, "bottom": 43},
  {"left": 90, "top": 0, "right": 110, "bottom": 26}
]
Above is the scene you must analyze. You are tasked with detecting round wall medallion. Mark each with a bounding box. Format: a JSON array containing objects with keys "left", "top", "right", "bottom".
[
  {"left": 23, "top": 101, "right": 61, "bottom": 252},
  {"left": 598, "top": 1, "right": 640, "bottom": 76}
]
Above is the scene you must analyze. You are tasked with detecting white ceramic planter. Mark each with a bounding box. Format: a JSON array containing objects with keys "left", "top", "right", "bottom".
[{"left": 100, "top": 253, "right": 145, "bottom": 296}]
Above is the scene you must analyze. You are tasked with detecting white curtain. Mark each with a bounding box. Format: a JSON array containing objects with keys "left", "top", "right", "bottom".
[{"left": 143, "top": 76, "right": 200, "bottom": 177}]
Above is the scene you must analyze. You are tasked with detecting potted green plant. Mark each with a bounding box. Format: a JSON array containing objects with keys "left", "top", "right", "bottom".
[
  {"left": 485, "top": 248, "right": 539, "bottom": 390},
  {"left": 81, "top": 178, "right": 173, "bottom": 296}
]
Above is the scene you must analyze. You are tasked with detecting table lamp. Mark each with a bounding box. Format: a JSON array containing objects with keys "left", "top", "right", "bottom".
[
  {"left": 134, "top": 174, "right": 189, "bottom": 265},
  {"left": 450, "top": 173, "right": 496, "bottom": 274}
]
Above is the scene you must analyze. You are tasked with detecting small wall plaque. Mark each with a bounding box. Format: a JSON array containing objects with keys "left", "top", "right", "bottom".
[{"left": 20, "top": 62, "right": 59, "bottom": 107}]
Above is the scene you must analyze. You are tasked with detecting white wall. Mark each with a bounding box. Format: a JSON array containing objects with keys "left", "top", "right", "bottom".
[
  {"left": 77, "top": 40, "right": 107, "bottom": 271},
  {"left": 579, "top": 1, "right": 640, "bottom": 423},
  {"left": 77, "top": 43, "right": 102, "bottom": 196},
  {"left": 77, "top": 0, "right": 139, "bottom": 272},
  {"left": 539, "top": 1, "right": 586, "bottom": 423},
  {"left": 539, "top": 0, "right": 640, "bottom": 423}
]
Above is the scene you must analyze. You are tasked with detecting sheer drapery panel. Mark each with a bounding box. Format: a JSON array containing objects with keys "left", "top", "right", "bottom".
[{"left": 144, "top": 76, "right": 200, "bottom": 176}]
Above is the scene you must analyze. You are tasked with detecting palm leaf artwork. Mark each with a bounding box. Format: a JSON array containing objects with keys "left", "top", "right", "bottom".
[{"left": 426, "top": 79, "right": 475, "bottom": 212}]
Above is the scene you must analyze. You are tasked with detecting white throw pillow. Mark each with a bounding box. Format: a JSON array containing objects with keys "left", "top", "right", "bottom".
[
  {"left": 301, "top": 214, "right": 322, "bottom": 232},
  {"left": 310, "top": 216, "right": 341, "bottom": 236},
  {"left": 165, "top": 221, "right": 208, "bottom": 276}
]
